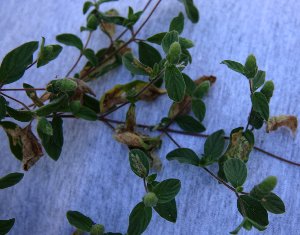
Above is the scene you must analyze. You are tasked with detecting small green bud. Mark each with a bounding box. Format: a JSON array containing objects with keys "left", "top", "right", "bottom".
[
  {"left": 243, "top": 219, "right": 252, "bottom": 231},
  {"left": 236, "top": 186, "right": 244, "bottom": 193},
  {"left": 260, "top": 80, "right": 275, "bottom": 103},
  {"left": 166, "top": 42, "right": 181, "bottom": 64},
  {"left": 142, "top": 192, "right": 158, "bottom": 207},
  {"left": 87, "top": 14, "right": 99, "bottom": 30},
  {"left": 244, "top": 54, "right": 258, "bottom": 79},
  {"left": 258, "top": 176, "right": 277, "bottom": 193},
  {"left": 90, "top": 224, "right": 105, "bottom": 235}
]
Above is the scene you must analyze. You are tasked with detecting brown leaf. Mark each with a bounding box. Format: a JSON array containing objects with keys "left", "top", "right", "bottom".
[
  {"left": 72, "top": 229, "right": 84, "bottom": 235},
  {"left": 137, "top": 85, "right": 166, "bottom": 102},
  {"left": 20, "top": 124, "right": 43, "bottom": 171},
  {"left": 266, "top": 115, "right": 298, "bottom": 136},
  {"left": 67, "top": 78, "right": 96, "bottom": 97},
  {"left": 112, "top": 132, "right": 152, "bottom": 150},
  {"left": 125, "top": 104, "right": 136, "bottom": 132},
  {"left": 194, "top": 75, "right": 217, "bottom": 87},
  {"left": 168, "top": 94, "right": 191, "bottom": 119},
  {"left": 39, "top": 91, "right": 52, "bottom": 103},
  {"left": 100, "top": 9, "right": 118, "bottom": 38},
  {"left": 148, "top": 149, "right": 162, "bottom": 171}
]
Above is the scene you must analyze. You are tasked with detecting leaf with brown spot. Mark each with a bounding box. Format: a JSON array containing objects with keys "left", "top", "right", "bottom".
[
  {"left": 115, "top": 40, "right": 132, "bottom": 58},
  {"left": 266, "top": 115, "right": 298, "bottom": 136},
  {"left": 168, "top": 94, "right": 191, "bottom": 119},
  {"left": 100, "top": 9, "right": 118, "bottom": 38},
  {"left": 23, "top": 83, "right": 44, "bottom": 107},
  {"left": 39, "top": 91, "right": 52, "bottom": 103},
  {"left": 194, "top": 75, "right": 216, "bottom": 87},
  {"left": 148, "top": 149, "right": 162, "bottom": 171},
  {"left": 112, "top": 132, "right": 152, "bottom": 150},
  {"left": 20, "top": 124, "right": 43, "bottom": 171},
  {"left": 125, "top": 103, "right": 136, "bottom": 132}
]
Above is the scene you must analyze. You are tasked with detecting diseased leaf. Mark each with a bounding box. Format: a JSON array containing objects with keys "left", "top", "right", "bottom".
[
  {"left": 129, "top": 149, "right": 149, "bottom": 178},
  {"left": 56, "top": 34, "right": 83, "bottom": 51},
  {"left": 251, "top": 70, "right": 265, "bottom": 92},
  {"left": 175, "top": 115, "right": 206, "bottom": 133},
  {"left": 66, "top": 211, "right": 93, "bottom": 232},
  {"left": 20, "top": 124, "right": 43, "bottom": 171},
  {"left": 100, "top": 9, "right": 118, "bottom": 38},
  {"left": 23, "top": 83, "right": 44, "bottom": 107},
  {"left": 194, "top": 75, "right": 216, "bottom": 87},
  {"left": 125, "top": 104, "right": 136, "bottom": 132},
  {"left": 127, "top": 202, "right": 152, "bottom": 235},
  {"left": 95, "top": 10, "right": 125, "bottom": 26},
  {"left": 146, "top": 149, "right": 162, "bottom": 171},
  {"left": 179, "top": 0, "right": 199, "bottom": 23},
  {"left": 0, "top": 218, "right": 15, "bottom": 235},
  {"left": 168, "top": 94, "right": 191, "bottom": 119},
  {"left": 169, "top": 12, "right": 184, "bottom": 35},
  {"left": 251, "top": 92, "right": 269, "bottom": 121},
  {"left": 265, "top": 115, "right": 297, "bottom": 136},
  {"left": 0, "top": 95, "right": 6, "bottom": 120},
  {"left": 122, "top": 52, "right": 152, "bottom": 76},
  {"left": 237, "top": 195, "right": 269, "bottom": 227},
  {"left": 261, "top": 192, "right": 285, "bottom": 214},
  {"left": 162, "top": 31, "right": 179, "bottom": 55},
  {"left": 152, "top": 179, "right": 181, "bottom": 203},
  {"left": 154, "top": 198, "right": 177, "bottom": 223},
  {"left": 220, "top": 60, "right": 245, "bottom": 75},
  {"left": 37, "top": 116, "right": 63, "bottom": 161},
  {"left": 165, "top": 65, "right": 185, "bottom": 102},
  {"left": 0, "top": 121, "right": 23, "bottom": 161},
  {"left": 138, "top": 42, "right": 162, "bottom": 68},
  {"left": 0, "top": 41, "right": 39, "bottom": 85},
  {"left": 5, "top": 105, "right": 33, "bottom": 122},
  {"left": 0, "top": 173, "right": 24, "bottom": 189},
  {"left": 224, "top": 158, "right": 247, "bottom": 188},
  {"left": 67, "top": 77, "right": 96, "bottom": 103},
  {"left": 150, "top": 117, "right": 171, "bottom": 131},
  {"left": 147, "top": 32, "right": 167, "bottom": 45},
  {"left": 166, "top": 148, "right": 200, "bottom": 166}
]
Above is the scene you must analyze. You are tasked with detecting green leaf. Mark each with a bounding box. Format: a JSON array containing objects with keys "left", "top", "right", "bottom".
[
  {"left": 82, "top": 94, "right": 100, "bottom": 114},
  {"left": 224, "top": 158, "right": 247, "bottom": 188},
  {"left": 237, "top": 195, "right": 269, "bottom": 227},
  {"left": 179, "top": 0, "right": 199, "bottom": 23},
  {"left": 149, "top": 117, "right": 171, "bottom": 131},
  {"left": 146, "top": 173, "right": 157, "bottom": 183},
  {"left": 82, "top": 48, "right": 98, "bottom": 68},
  {"left": 182, "top": 73, "right": 196, "bottom": 96},
  {"left": 166, "top": 148, "right": 200, "bottom": 166},
  {"left": 178, "top": 37, "right": 195, "bottom": 49},
  {"left": 244, "top": 54, "right": 258, "bottom": 79},
  {"left": 47, "top": 78, "right": 77, "bottom": 93},
  {"left": 37, "top": 117, "right": 53, "bottom": 135},
  {"left": 127, "top": 202, "right": 152, "bottom": 235},
  {"left": 73, "top": 106, "right": 98, "bottom": 121},
  {"left": 69, "top": 100, "right": 81, "bottom": 114},
  {"left": 246, "top": 218, "right": 267, "bottom": 231},
  {"left": 193, "top": 81, "right": 209, "bottom": 99},
  {"left": 204, "top": 129, "right": 225, "bottom": 160},
  {"left": 0, "top": 173, "right": 24, "bottom": 189},
  {"left": 83, "top": 1, "right": 94, "bottom": 14},
  {"left": 5, "top": 105, "right": 33, "bottom": 122},
  {"left": 0, "top": 41, "right": 39, "bottom": 85},
  {"left": 146, "top": 32, "right": 167, "bottom": 45},
  {"left": 243, "top": 218, "right": 253, "bottom": 231},
  {"left": 129, "top": 149, "right": 149, "bottom": 178},
  {"left": 96, "top": 0, "right": 118, "bottom": 6},
  {"left": 161, "top": 31, "right": 179, "bottom": 54},
  {"left": 0, "top": 218, "right": 15, "bottom": 235},
  {"left": 0, "top": 95, "right": 6, "bottom": 120},
  {"left": 229, "top": 218, "right": 247, "bottom": 235},
  {"left": 66, "top": 211, "right": 93, "bottom": 232},
  {"left": 169, "top": 12, "right": 184, "bottom": 34},
  {"left": 260, "top": 80, "right": 274, "bottom": 103},
  {"left": 182, "top": 48, "right": 192, "bottom": 64},
  {"left": 23, "top": 83, "right": 43, "bottom": 107},
  {"left": 123, "top": 7, "right": 143, "bottom": 28},
  {"left": 122, "top": 52, "right": 152, "bottom": 76},
  {"left": 37, "top": 37, "right": 63, "bottom": 68},
  {"left": 251, "top": 70, "right": 265, "bottom": 92},
  {"left": 152, "top": 179, "right": 181, "bottom": 203},
  {"left": 175, "top": 115, "right": 206, "bottom": 133},
  {"left": 249, "top": 111, "right": 264, "bottom": 129},
  {"left": 191, "top": 99, "right": 206, "bottom": 122},
  {"left": 138, "top": 42, "right": 162, "bottom": 68},
  {"left": 166, "top": 42, "right": 181, "bottom": 64},
  {"left": 94, "top": 10, "right": 125, "bottom": 25},
  {"left": 164, "top": 65, "right": 185, "bottom": 102},
  {"left": 261, "top": 192, "right": 285, "bottom": 214},
  {"left": 257, "top": 176, "right": 278, "bottom": 194},
  {"left": 251, "top": 92, "right": 269, "bottom": 120},
  {"left": 86, "top": 14, "right": 99, "bottom": 30},
  {"left": 35, "top": 94, "right": 67, "bottom": 116},
  {"left": 56, "top": 34, "right": 83, "bottom": 51},
  {"left": 37, "top": 116, "right": 63, "bottom": 161},
  {"left": 220, "top": 60, "right": 245, "bottom": 75},
  {"left": 0, "top": 121, "right": 23, "bottom": 161},
  {"left": 154, "top": 198, "right": 177, "bottom": 223}
]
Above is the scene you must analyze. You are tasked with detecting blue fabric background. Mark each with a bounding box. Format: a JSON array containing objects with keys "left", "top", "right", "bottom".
[{"left": 0, "top": 0, "right": 300, "bottom": 234}]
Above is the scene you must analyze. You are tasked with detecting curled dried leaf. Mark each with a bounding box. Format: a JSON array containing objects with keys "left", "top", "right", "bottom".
[
  {"left": 100, "top": 9, "right": 118, "bottom": 38},
  {"left": 125, "top": 104, "right": 136, "bottom": 132},
  {"left": 148, "top": 149, "right": 162, "bottom": 171},
  {"left": 67, "top": 78, "right": 96, "bottom": 96},
  {"left": 168, "top": 94, "right": 191, "bottom": 119},
  {"left": 116, "top": 41, "right": 132, "bottom": 58},
  {"left": 194, "top": 75, "right": 217, "bottom": 87},
  {"left": 112, "top": 132, "right": 152, "bottom": 150},
  {"left": 39, "top": 91, "right": 52, "bottom": 103},
  {"left": 20, "top": 124, "right": 44, "bottom": 171},
  {"left": 266, "top": 115, "right": 298, "bottom": 136}
]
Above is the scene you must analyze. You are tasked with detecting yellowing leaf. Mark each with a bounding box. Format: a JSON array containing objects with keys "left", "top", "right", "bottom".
[
  {"left": 112, "top": 132, "right": 152, "bottom": 150},
  {"left": 149, "top": 149, "right": 162, "bottom": 171},
  {"left": 100, "top": 9, "right": 118, "bottom": 38},
  {"left": 125, "top": 104, "right": 136, "bottom": 132},
  {"left": 20, "top": 124, "right": 44, "bottom": 171},
  {"left": 194, "top": 75, "right": 217, "bottom": 87},
  {"left": 266, "top": 115, "right": 298, "bottom": 136}
]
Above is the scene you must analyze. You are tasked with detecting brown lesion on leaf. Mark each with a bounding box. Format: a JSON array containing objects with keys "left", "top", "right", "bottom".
[
  {"left": 132, "top": 58, "right": 152, "bottom": 75},
  {"left": 194, "top": 75, "right": 217, "bottom": 87},
  {"left": 131, "top": 154, "right": 147, "bottom": 176},
  {"left": 3, "top": 126, "right": 22, "bottom": 146},
  {"left": 66, "top": 77, "right": 96, "bottom": 104},
  {"left": 266, "top": 115, "right": 298, "bottom": 136},
  {"left": 20, "top": 124, "right": 43, "bottom": 171}
]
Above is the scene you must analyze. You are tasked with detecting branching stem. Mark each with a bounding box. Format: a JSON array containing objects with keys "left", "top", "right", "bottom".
[{"left": 0, "top": 92, "right": 30, "bottom": 110}]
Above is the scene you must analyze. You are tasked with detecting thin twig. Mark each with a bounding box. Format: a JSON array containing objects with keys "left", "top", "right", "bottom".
[
  {"left": 0, "top": 88, "right": 45, "bottom": 91},
  {"left": 236, "top": 192, "right": 246, "bottom": 217},
  {"left": 164, "top": 130, "right": 181, "bottom": 148},
  {"left": 26, "top": 60, "right": 37, "bottom": 70},
  {"left": 0, "top": 92, "right": 30, "bottom": 110},
  {"left": 66, "top": 31, "right": 92, "bottom": 77},
  {"left": 245, "top": 106, "right": 253, "bottom": 130},
  {"left": 143, "top": 177, "right": 149, "bottom": 193}
]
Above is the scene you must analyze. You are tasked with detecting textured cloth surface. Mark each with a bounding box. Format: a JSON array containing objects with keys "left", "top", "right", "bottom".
[{"left": 0, "top": 0, "right": 300, "bottom": 235}]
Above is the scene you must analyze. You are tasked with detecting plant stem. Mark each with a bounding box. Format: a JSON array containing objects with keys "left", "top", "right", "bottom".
[
  {"left": 26, "top": 60, "right": 37, "bottom": 70},
  {"left": 163, "top": 130, "right": 181, "bottom": 148},
  {"left": 245, "top": 106, "right": 253, "bottom": 130},
  {"left": 0, "top": 88, "right": 45, "bottom": 91},
  {"left": 65, "top": 31, "right": 92, "bottom": 77},
  {"left": 0, "top": 92, "right": 30, "bottom": 110},
  {"left": 143, "top": 177, "right": 149, "bottom": 193},
  {"left": 236, "top": 192, "right": 246, "bottom": 217}
]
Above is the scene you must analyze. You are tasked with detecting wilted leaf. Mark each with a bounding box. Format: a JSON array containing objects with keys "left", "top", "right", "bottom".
[
  {"left": 23, "top": 83, "right": 44, "bottom": 107},
  {"left": 125, "top": 104, "right": 136, "bottom": 132},
  {"left": 148, "top": 149, "right": 162, "bottom": 171},
  {"left": 129, "top": 149, "right": 149, "bottom": 178},
  {"left": 265, "top": 115, "right": 297, "bottom": 136},
  {"left": 100, "top": 9, "right": 118, "bottom": 37},
  {"left": 66, "top": 77, "right": 96, "bottom": 102},
  {"left": 100, "top": 80, "right": 166, "bottom": 113},
  {"left": 39, "top": 91, "right": 52, "bottom": 103},
  {"left": 112, "top": 132, "right": 153, "bottom": 150},
  {"left": 194, "top": 75, "right": 217, "bottom": 87},
  {"left": 168, "top": 94, "right": 191, "bottom": 119},
  {"left": 20, "top": 124, "right": 43, "bottom": 171},
  {"left": 122, "top": 52, "right": 153, "bottom": 76}
]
